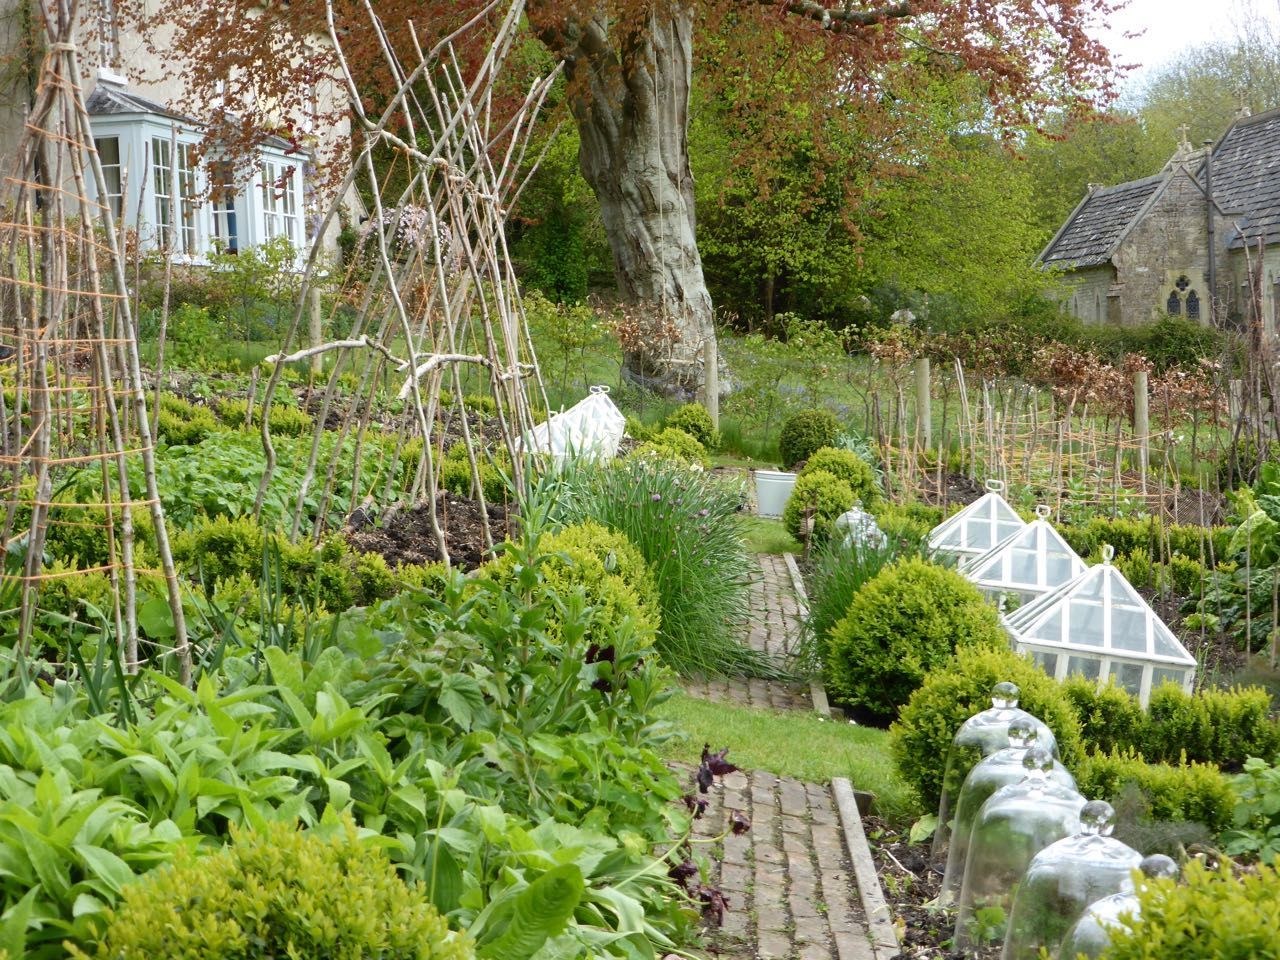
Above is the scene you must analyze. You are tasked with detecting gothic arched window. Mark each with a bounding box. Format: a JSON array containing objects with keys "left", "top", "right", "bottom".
[
  {"left": 1167, "top": 291, "right": 1182, "bottom": 315},
  {"left": 1186, "top": 290, "right": 1201, "bottom": 320}
]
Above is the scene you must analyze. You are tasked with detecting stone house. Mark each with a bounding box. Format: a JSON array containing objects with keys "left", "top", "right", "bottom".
[
  {"left": 0, "top": 0, "right": 357, "bottom": 260},
  {"left": 1040, "top": 108, "right": 1280, "bottom": 332}
]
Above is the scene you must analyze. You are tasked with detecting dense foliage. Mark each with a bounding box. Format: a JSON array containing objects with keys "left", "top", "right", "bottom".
[
  {"left": 778, "top": 409, "right": 840, "bottom": 470},
  {"left": 826, "top": 558, "right": 1007, "bottom": 723},
  {"left": 663, "top": 404, "right": 720, "bottom": 451},
  {"left": 71, "top": 821, "right": 474, "bottom": 960},
  {"left": 798, "top": 448, "right": 880, "bottom": 509},
  {"left": 782, "top": 470, "right": 855, "bottom": 544}
]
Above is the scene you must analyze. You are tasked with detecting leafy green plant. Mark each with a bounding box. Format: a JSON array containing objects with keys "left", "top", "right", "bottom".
[
  {"left": 69, "top": 820, "right": 474, "bottom": 960},
  {"left": 217, "top": 397, "right": 314, "bottom": 437},
  {"left": 827, "top": 557, "right": 1006, "bottom": 723},
  {"left": 890, "top": 644, "right": 1085, "bottom": 810},
  {"left": 156, "top": 394, "right": 220, "bottom": 445},
  {"left": 554, "top": 456, "right": 772, "bottom": 677},
  {"left": 798, "top": 447, "right": 880, "bottom": 508},
  {"left": 630, "top": 427, "right": 709, "bottom": 467},
  {"left": 782, "top": 469, "right": 855, "bottom": 544},
  {"left": 1223, "top": 756, "right": 1280, "bottom": 860},
  {"left": 663, "top": 404, "right": 719, "bottom": 450},
  {"left": 1099, "top": 858, "right": 1280, "bottom": 959},
  {"left": 1074, "top": 749, "right": 1236, "bottom": 834},
  {"left": 778, "top": 408, "right": 840, "bottom": 470}
]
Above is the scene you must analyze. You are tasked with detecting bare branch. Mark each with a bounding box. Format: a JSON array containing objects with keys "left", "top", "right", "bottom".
[{"left": 764, "top": 0, "right": 914, "bottom": 30}]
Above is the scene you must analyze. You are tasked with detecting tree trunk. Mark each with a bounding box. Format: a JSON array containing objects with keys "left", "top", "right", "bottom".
[{"left": 549, "top": 6, "right": 715, "bottom": 398}]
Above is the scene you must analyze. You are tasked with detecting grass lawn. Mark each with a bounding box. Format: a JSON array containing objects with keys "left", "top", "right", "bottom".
[
  {"left": 654, "top": 691, "right": 920, "bottom": 823},
  {"left": 740, "top": 516, "right": 803, "bottom": 555}
]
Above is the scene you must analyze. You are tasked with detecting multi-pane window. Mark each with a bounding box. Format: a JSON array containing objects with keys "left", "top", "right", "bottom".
[
  {"left": 151, "top": 138, "right": 198, "bottom": 255},
  {"left": 210, "top": 160, "right": 239, "bottom": 254},
  {"left": 93, "top": 136, "right": 123, "bottom": 221},
  {"left": 261, "top": 161, "right": 298, "bottom": 246},
  {"left": 1186, "top": 289, "right": 1201, "bottom": 320},
  {"left": 1166, "top": 291, "right": 1181, "bottom": 315}
]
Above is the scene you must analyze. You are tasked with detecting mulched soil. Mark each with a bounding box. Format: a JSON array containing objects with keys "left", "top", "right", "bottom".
[
  {"left": 345, "top": 492, "right": 512, "bottom": 570},
  {"left": 916, "top": 472, "right": 985, "bottom": 510},
  {"left": 863, "top": 818, "right": 1001, "bottom": 960}
]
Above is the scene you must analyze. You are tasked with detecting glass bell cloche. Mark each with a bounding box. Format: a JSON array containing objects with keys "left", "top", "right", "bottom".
[
  {"left": 1001, "top": 800, "right": 1143, "bottom": 960},
  {"left": 954, "top": 746, "right": 1086, "bottom": 950},
  {"left": 1056, "top": 854, "right": 1178, "bottom": 960},
  {"left": 930, "top": 681, "right": 1060, "bottom": 870},
  {"left": 939, "top": 717, "right": 1075, "bottom": 905}
]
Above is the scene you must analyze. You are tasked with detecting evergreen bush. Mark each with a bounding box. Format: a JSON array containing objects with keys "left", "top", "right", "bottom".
[
  {"left": 156, "top": 395, "right": 219, "bottom": 446},
  {"left": 630, "top": 427, "right": 709, "bottom": 467},
  {"left": 1062, "top": 675, "right": 1147, "bottom": 756},
  {"left": 827, "top": 558, "right": 1007, "bottom": 724},
  {"left": 798, "top": 447, "right": 880, "bottom": 509},
  {"left": 890, "top": 643, "right": 1084, "bottom": 810},
  {"left": 217, "top": 397, "right": 314, "bottom": 437},
  {"left": 70, "top": 820, "right": 474, "bottom": 960},
  {"left": 783, "top": 470, "right": 855, "bottom": 543},
  {"left": 663, "top": 403, "right": 719, "bottom": 450},
  {"left": 778, "top": 409, "right": 840, "bottom": 469},
  {"left": 1074, "top": 749, "right": 1237, "bottom": 834},
  {"left": 1100, "top": 859, "right": 1280, "bottom": 960},
  {"left": 801, "top": 531, "right": 907, "bottom": 672}
]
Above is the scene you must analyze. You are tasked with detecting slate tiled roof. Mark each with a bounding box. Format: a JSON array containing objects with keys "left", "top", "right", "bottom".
[
  {"left": 1040, "top": 175, "right": 1163, "bottom": 268},
  {"left": 85, "top": 83, "right": 192, "bottom": 123},
  {"left": 1202, "top": 108, "right": 1280, "bottom": 249}
]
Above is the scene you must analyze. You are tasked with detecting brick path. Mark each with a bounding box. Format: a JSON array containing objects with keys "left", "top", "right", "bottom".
[
  {"left": 682, "top": 555, "right": 812, "bottom": 712},
  {"left": 677, "top": 554, "right": 885, "bottom": 960}
]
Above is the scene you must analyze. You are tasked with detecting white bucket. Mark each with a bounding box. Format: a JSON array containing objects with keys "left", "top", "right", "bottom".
[{"left": 754, "top": 469, "right": 797, "bottom": 518}]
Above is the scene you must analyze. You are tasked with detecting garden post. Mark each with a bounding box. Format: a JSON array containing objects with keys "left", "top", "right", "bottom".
[
  {"left": 915, "top": 357, "right": 931, "bottom": 451},
  {"left": 1134, "top": 368, "right": 1149, "bottom": 488},
  {"left": 309, "top": 284, "right": 323, "bottom": 377},
  {"left": 703, "top": 338, "right": 719, "bottom": 431}
]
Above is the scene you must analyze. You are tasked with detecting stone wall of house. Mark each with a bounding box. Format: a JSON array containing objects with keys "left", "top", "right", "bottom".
[
  {"left": 1110, "top": 167, "right": 1235, "bottom": 326},
  {"left": 1224, "top": 246, "right": 1280, "bottom": 337},
  {"left": 1054, "top": 266, "right": 1115, "bottom": 325}
]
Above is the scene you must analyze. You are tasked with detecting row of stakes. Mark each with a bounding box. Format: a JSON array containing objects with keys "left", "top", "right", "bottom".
[{"left": 929, "top": 682, "right": 1177, "bottom": 959}]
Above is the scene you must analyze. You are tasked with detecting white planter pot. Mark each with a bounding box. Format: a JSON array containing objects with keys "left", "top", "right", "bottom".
[{"left": 754, "top": 469, "right": 797, "bottom": 518}]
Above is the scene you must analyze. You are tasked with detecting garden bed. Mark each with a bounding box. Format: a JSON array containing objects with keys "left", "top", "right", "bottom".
[
  {"left": 864, "top": 817, "right": 1001, "bottom": 960},
  {"left": 346, "top": 491, "right": 512, "bottom": 569}
]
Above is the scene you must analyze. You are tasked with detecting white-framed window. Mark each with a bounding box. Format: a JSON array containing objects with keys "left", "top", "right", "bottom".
[
  {"left": 151, "top": 137, "right": 199, "bottom": 255},
  {"left": 93, "top": 135, "right": 123, "bottom": 221},
  {"left": 210, "top": 159, "right": 239, "bottom": 254},
  {"left": 261, "top": 161, "right": 299, "bottom": 246}
]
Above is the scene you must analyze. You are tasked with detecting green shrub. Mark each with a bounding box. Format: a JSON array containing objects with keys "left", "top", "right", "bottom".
[
  {"left": 1074, "top": 748, "right": 1237, "bottom": 834},
  {"left": 463, "top": 393, "right": 498, "bottom": 416},
  {"left": 395, "top": 561, "right": 450, "bottom": 595},
  {"left": 218, "top": 397, "right": 314, "bottom": 437},
  {"left": 1063, "top": 675, "right": 1147, "bottom": 756},
  {"left": 873, "top": 503, "right": 936, "bottom": 550},
  {"left": 556, "top": 456, "right": 767, "bottom": 676},
  {"left": 890, "top": 644, "right": 1084, "bottom": 809},
  {"left": 783, "top": 470, "right": 855, "bottom": 543},
  {"left": 798, "top": 447, "right": 880, "bottom": 509},
  {"left": 1115, "top": 547, "right": 1160, "bottom": 591},
  {"left": 779, "top": 409, "right": 840, "bottom": 470},
  {"left": 1099, "top": 858, "right": 1280, "bottom": 960},
  {"left": 484, "top": 522, "right": 659, "bottom": 646},
  {"left": 827, "top": 558, "right": 1007, "bottom": 723},
  {"left": 630, "top": 427, "right": 709, "bottom": 467},
  {"left": 156, "top": 395, "right": 220, "bottom": 446},
  {"left": 624, "top": 415, "right": 654, "bottom": 442},
  {"left": 801, "top": 531, "right": 909, "bottom": 673},
  {"left": 663, "top": 403, "right": 719, "bottom": 450},
  {"left": 1164, "top": 552, "right": 1208, "bottom": 595},
  {"left": 440, "top": 454, "right": 508, "bottom": 503},
  {"left": 71, "top": 819, "right": 474, "bottom": 960}
]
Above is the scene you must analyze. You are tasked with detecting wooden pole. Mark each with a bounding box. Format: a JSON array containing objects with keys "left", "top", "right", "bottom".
[
  {"left": 1134, "top": 369, "right": 1150, "bottom": 491},
  {"left": 914, "top": 357, "right": 931, "bottom": 451},
  {"left": 309, "top": 284, "right": 324, "bottom": 378},
  {"left": 703, "top": 338, "right": 719, "bottom": 432}
]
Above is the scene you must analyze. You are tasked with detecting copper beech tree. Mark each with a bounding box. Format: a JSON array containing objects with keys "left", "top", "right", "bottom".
[{"left": 128, "top": 0, "right": 1119, "bottom": 394}]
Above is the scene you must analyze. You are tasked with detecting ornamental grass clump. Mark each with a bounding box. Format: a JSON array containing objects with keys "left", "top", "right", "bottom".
[
  {"left": 826, "top": 557, "right": 1007, "bottom": 724},
  {"left": 558, "top": 457, "right": 773, "bottom": 677},
  {"left": 71, "top": 819, "right": 474, "bottom": 960}
]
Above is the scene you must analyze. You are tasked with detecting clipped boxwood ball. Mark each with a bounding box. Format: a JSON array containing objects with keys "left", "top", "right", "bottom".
[
  {"left": 663, "top": 403, "right": 719, "bottom": 450},
  {"left": 890, "top": 644, "right": 1084, "bottom": 810},
  {"left": 783, "top": 470, "right": 855, "bottom": 543},
  {"left": 798, "top": 447, "right": 880, "bottom": 509},
  {"left": 826, "top": 557, "right": 1007, "bottom": 724},
  {"left": 779, "top": 409, "right": 840, "bottom": 470}
]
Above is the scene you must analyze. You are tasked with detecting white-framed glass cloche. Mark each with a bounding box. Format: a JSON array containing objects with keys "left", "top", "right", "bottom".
[
  {"left": 962, "top": 506, "right": 1087, "bottom": 607},
  {"left": 928, "top": 479, "right": 1026, "bottom": 566},
  {"left": 1003, "top": 546, "right": 1196, "bottom": 706}
]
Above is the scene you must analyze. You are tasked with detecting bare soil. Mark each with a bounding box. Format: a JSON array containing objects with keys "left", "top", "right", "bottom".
[
  {"left": 863, "top": 817, "right": 1001, "bottom": 960},
  {"left": 345, "top": 492, "right": 512, "bottom": 570}
]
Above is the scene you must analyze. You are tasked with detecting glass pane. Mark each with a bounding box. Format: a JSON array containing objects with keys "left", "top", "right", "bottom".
[
  {"left": 1152, "top": 668, "right": 1185, "bottom": 691},
  {"left": 1066, "top": 656, "right": 1101, "bottom": 681},
  {"left": 1151, "top": 625, "right": 1188, "bottom": 660},
  {"left": 1069, "top": 599, "right": 1106, "bottom": 645},
  {"left": 1030, "top": 608, "right": 1065, "bottom": 644},
  {"left": 95, "top": 136, "right": 120, "bottom": 165},
  {"left": 1114, "top": 662, "right": 1144, "bottom": 696},
  {"left": 1110, "top": 607, "right": 1148, "bottom": 652},
  {"left": 1033, "top": 650, "right": 1059, "bottom": 677}
]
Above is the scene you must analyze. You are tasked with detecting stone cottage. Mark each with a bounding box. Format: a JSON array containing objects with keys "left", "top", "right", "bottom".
[{"left": 1040, "top": 109, "right": 1280, "bottom": 331}]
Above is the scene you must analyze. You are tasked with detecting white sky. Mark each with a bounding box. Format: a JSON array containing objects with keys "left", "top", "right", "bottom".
[{"left": 1098, "top": 0, "right": 1280, "bottom": 91}]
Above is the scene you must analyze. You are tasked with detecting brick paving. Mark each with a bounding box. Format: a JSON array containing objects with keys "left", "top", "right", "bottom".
[
  {"left": 675, "top": 553, "right": 885, "bottom": 960},
  {"left": 676, "top": 762, "right": 879, "bottom": 960},
  {"left": 681, "top": 554, "right": 811, "bottom": 712}
]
